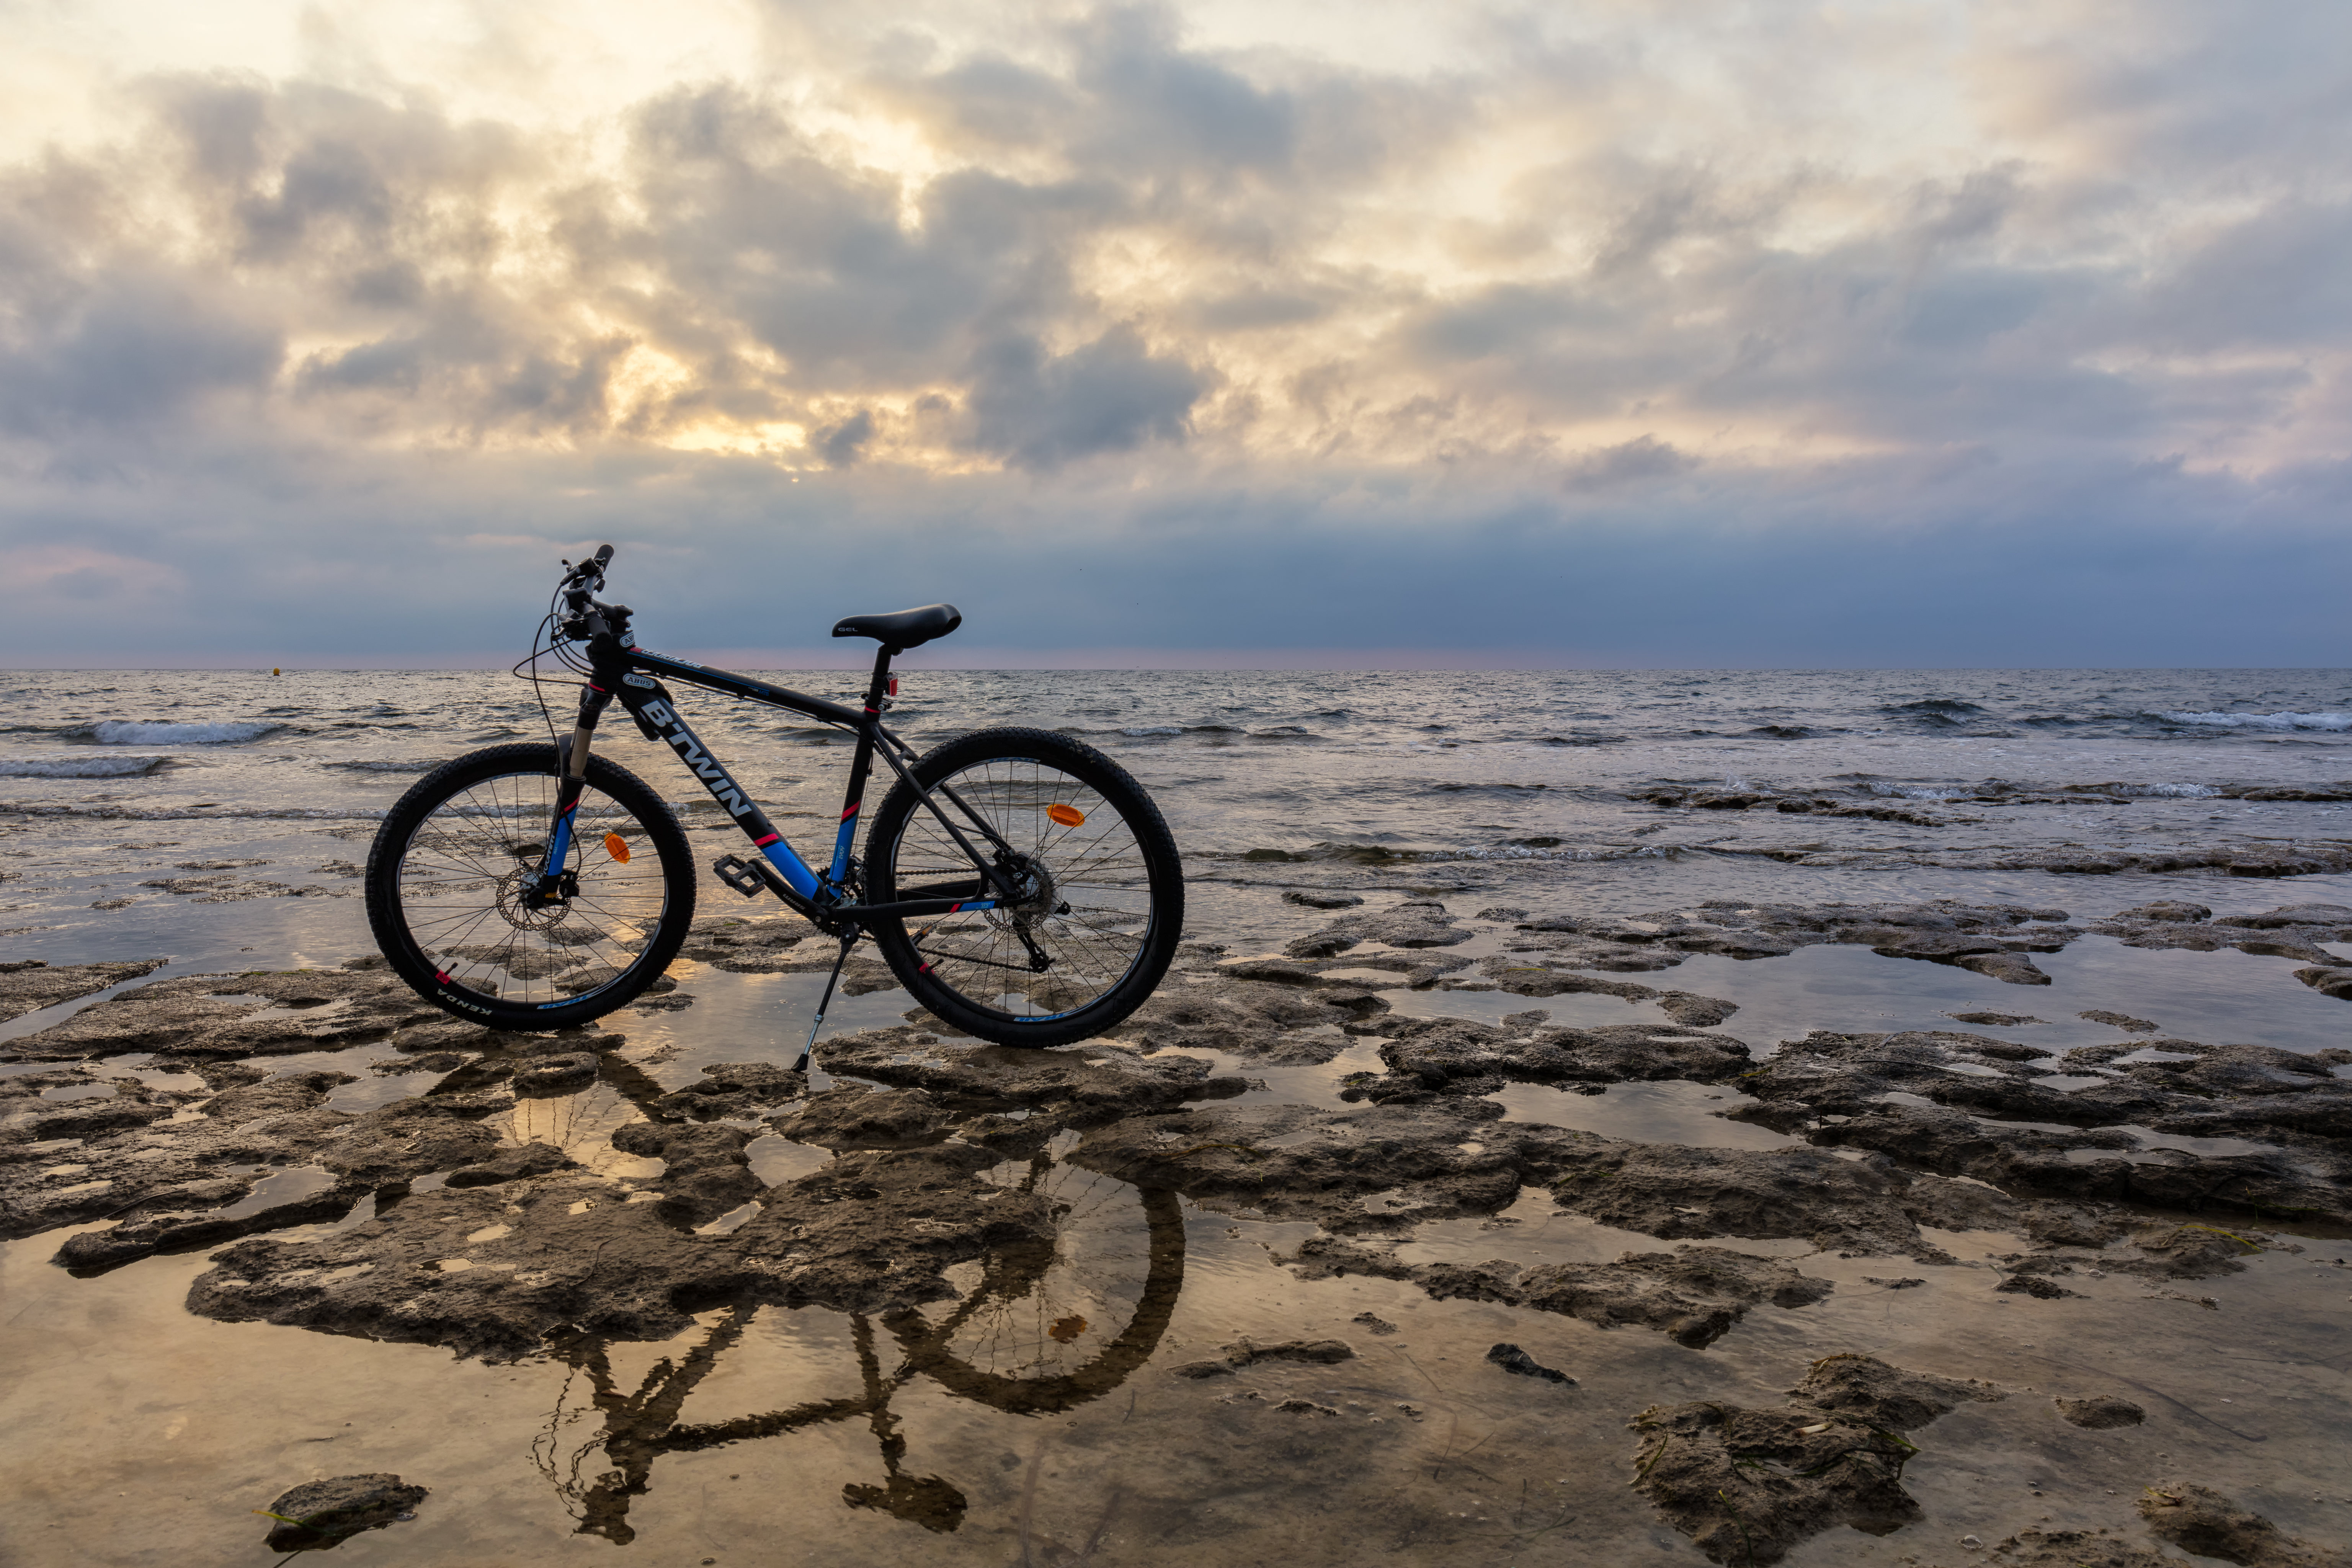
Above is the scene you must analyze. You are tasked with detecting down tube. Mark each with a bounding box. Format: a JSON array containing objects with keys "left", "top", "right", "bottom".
[{"left": 629, "top": 693, "right": 823, "bottom": 901}]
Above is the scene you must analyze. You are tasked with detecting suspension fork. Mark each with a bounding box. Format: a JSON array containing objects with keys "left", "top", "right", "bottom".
[{"left": 531, "top": 682, "right": 613, "bottom": 902}]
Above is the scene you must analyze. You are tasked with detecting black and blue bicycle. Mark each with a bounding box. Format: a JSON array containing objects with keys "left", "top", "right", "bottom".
[{"left": 363, "top": 545, "right": 1182, "bottom": 1058}]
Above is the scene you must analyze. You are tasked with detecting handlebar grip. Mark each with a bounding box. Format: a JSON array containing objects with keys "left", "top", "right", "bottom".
[{"left": 593, "top": 544, "right": 614, "bottom": 568}]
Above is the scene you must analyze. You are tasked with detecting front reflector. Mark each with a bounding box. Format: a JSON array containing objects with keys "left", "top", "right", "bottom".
[
  {"left": 604, "top": 832, "right": 631, "bottom": 863},
  {"left": 1046, "top": 804, "right": 1086, "bottom": 827}
]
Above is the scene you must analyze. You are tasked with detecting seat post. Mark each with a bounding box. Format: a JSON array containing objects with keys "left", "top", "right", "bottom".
[{"left": 862, "top": 645, "right": 895, "bottom": 712}]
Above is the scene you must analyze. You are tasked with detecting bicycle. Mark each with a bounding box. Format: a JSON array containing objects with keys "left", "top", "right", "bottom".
[{"left": 363, "top": 544, "right": 1184, "bottom": 1059}]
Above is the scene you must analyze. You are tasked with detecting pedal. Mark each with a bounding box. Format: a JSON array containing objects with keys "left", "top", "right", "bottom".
[{"left": 712, "top": 854, "right": 767, "bottom": 898}]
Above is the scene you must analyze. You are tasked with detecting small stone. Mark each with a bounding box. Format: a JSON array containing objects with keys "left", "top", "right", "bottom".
[{"left": 1486, "top": 1343, "right": 1575, "bottom": 1384}]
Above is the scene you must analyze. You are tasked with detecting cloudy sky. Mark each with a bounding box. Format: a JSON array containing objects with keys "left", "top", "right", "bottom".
[{"left": 2, "top": 0, "right": 2346, "bottom": 666}]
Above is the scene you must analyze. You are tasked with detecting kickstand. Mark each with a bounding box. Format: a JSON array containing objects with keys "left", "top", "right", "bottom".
[{"left": 793, "top": 933, "right": 859, "bottom": 1074}]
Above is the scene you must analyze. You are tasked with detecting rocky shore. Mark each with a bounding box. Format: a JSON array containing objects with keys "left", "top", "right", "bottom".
[{"left": 3, "top": 889, "right": 2349, "bottom": 1565}]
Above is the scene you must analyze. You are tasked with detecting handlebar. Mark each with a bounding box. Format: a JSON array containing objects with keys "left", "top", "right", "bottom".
[{"left": 559, "top": 544, "right": 629, "bottom": 646}]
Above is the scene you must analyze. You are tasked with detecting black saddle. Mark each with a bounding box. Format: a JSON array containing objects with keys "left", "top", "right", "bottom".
[{"left": 831, "top": 603, "right": 961, "bottom": 652}]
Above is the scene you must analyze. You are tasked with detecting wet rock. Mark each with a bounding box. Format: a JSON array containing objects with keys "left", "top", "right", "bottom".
[
  {"left": 1422, "top": 1247, "right": 1834, "bottom": 1348},
  {"left": 319, "top": 1101, "right": 501, "bottom": 1187},
  {"left": 1075, "top": 1100, "right": 1521, "bottom": 1230},
  {"left": 1863, "top": 1276, "right": 1926, "bottom": 1289},
  {"left": 818, "top": 1027, "right": 1248, "bottom": 1118},
  {"left": 2095, "top": 903, "right": 2352, "bottom": 975},
  {"left": 1286, "top": 898, "right": 1472, "bottom": 957},
  {"left": 1351, "top": 1311, "right": 1397, "bottom": 1334},
  {"left": 1486, "top": 1342, "right": 1573, "bottom": 1383},
  {"left": 1461, "top": 959, "right": 1741, "bottom": 1025},
  {"left": 1124, "top": 971, "right": 1392, "bottom": 1058},
  {"left": 511, "top": 1053, "right": 599, "bottom": 1096},
  {"left": 769, "top": 1086, "right": 956, "bottom": 1150},
  {"left": 1272, "top": 1398, "right": 1339, "bottom": 1416},
  {"left": 0, "top": 957, "right": 166, "bottom": 1023},
  {"left": 0, "top": 967, "right": 446, "bottom": 1063},
  {"left": 609, "top": 1123, "right": 761, "bottom": 1226},
  {"left": 1183, "top": 1337, "right": 1358, "bottom": 1374},
  {"left": 2054, "top": 1395, "right": 2144, "bottom": 1429},
  {"left": 2138, "top": 1481, "right": 2346, "bottom": 1567},
  {"left": 444, "top": 1142, "right": 578, "bottom": 1187},
  {"left": 2129, "top": 1222, "right": 2265, "bottom": 1277},
  {"left": 1630, "top": 1355, "right": 2006, "bottom": 1564},
  {"left": 53, "top": 1173, "right": 358, "bottom": 1272},
  {"left": 201, "top": 1070, "right": 357, "bottom": 1120},
  {"left": 1544, "top": 1140, "right": 1986, "bottom": 1259},
  {"left": 191, "top": 1140, "right": 1058, "bottom": 1360},
  {"left": 650, "top": 1061, "right": 806, "bottom": 1121},
  {"left": 1788, "top": 1353, "right": 2005, "bottom": 1430},
  {"left": 1995, "top": 1274, "right": 2080, "bottom": 1299},
  {"left": 373, "top": 1051, "right": 466, "bottom": 1075},
  {"left": 2296, "top": 966, "right": 2352, "bottom": 1002},
  {"left": 2079, "top": 1009, "right": 2159, "bottom": 1033},
  {"left": 1374, "top": 1016, "right": 1752, "bottom": 1098},
  {"left": 2115, "top": 901, "right": 2212, "bottom": 923},
  {"left": 1982, "top": 1527, "right": 2172, "bottom": 1566},
  {"left": 1283, "top": 890, "right": 1364, "bottom": 909},
  {"left": 1511, "top": 899, "right": 2078, "bottom": 977},
  {"left": 674, "top": 912, "right": 817, "bottom": 970},
  {"left": 260, "top": 1473, "right": 427, "bottom": 1551},
  {"left": 1949, "top": 1011, "right": 2044, "bottom": 1026}
]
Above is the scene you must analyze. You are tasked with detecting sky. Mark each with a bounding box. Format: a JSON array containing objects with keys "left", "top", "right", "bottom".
[{"left": 0, "top": 0, "right": 2347, "bottom": 668}]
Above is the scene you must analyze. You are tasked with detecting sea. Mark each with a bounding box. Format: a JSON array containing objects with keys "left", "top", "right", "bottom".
[{"left": 3, "top": 665, "right": 2349, "bottom": 979}]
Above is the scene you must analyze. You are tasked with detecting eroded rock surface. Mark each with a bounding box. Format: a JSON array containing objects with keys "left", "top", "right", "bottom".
[{"left": 1630, "top": 1355, "right": 2004, "bottom": 1564}]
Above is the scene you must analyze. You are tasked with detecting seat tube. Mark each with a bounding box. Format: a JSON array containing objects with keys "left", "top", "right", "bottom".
[{"left": 832, "top": 647, "right": 894, "bottom": 885}]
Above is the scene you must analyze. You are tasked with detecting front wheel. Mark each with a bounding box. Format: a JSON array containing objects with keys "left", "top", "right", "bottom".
[
  {"left": 364, "top": 743, "right": 696, "bottom": 1031},
  {"left": 864, "top": 727, "right": 1182, "bottom": 1047}
]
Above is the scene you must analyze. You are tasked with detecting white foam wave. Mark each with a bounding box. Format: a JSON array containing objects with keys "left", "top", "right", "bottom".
[
  {"left": 2098, "top": 782, "right": 2223, "bottom": 799},
  {"left": 0, "top": 755, "right": 167, "bottom": 778},
  {"left": 1120, "top": 726, "right": 1183, "bottom": 737},
  {"left": 84, "top": 720, "right": 284, "bottom": 746},
  {"left": 1865, "top": 782, "right": 1973, "bottom": 800},
  {"left": 2159, "top": 710, "right": 2352, "bottom": 733},
  {"left": 320, "top": 759, "right": 435, "bottom": 773}
]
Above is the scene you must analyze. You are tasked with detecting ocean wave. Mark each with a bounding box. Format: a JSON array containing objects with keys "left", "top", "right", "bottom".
[
  {"left": 78, "top": 719, "right": 285, "bottom": 746},
  {"left": 320, "top": 759, "right": 437, "bottom": 773},
  {"left": 1534, "top": 733, "right": 1629, "bottom": 746},
  {"left": 1863, "top": 782, "right": 1975, "bottom": 800},
  {"left": 0, "top": 755, "right": 168, "bottom": 778},
  {"left": 1885, "top": 699, "right": 1986, "bottom": 716},
  {"left": 1120, "top": 725, "right": 1184, "bottom": 737},
  {"left": 2157, "top": 710, "right": 2352, "bottom": 733},
  {"left": 2066, "top": 781, "right": 2223, "bottom": 799}
]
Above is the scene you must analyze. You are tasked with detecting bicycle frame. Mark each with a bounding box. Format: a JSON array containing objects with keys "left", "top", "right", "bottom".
[{"left": 533, "top": 636, "right": 1020, "bottom": 930}]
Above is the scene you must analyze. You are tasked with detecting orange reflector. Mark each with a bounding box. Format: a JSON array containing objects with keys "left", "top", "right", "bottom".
[
  {"left": 1046, "top": 803, "right": 1086, "bottom": 827},
  {"left": 604, "top": 832, "right": 631, "bottom": 863}
]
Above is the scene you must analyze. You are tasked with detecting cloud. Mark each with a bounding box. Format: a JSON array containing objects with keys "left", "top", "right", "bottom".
[{"left": 0, "top": 2, "right": 2348, "bottom": 660}]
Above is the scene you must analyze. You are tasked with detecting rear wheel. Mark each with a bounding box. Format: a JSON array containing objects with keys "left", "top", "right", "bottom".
[
  {"left": 864, "top": 727, "right": 1182, "bottom": 1047},
  {"left": 364, "top": 743, "right": 695, "bottom": 1030}
]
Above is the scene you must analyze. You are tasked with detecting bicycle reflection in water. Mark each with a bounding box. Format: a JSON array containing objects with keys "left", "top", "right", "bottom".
[{"left": 529, "top": 1152, "right": 1187, "bottom": 1542}]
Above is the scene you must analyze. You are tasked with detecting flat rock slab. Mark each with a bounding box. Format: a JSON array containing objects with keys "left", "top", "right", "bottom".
[
  {"left": 1373, "top": 1016, "right": 1751, "bottom": 1098},
  {"left": 818, "top": 1028, "right": 1248, "bottom": 1117},
  {"left": 0, "top": 958, "right": 167, "bottom": 1023},
  {"left": 1415, "top": 1245, "right": 1834, "bottom": 1348},
  {"left": 188, "top": 1138, "right": 1060, "bottom": 1359}
]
